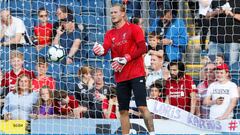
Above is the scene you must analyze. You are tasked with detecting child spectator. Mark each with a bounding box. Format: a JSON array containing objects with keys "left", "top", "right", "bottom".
[
  {"left": 144, "top": 31, "right": 164, "bottom": 68},
  {"left": 204, "top": 64, "right": 238, "bottom": 120},
  {"left": 74, "top": 66, "right": 94, "bottom": 103},
  {"left": 32, "top": 57, "right": 55, "bottom": 92},
  {"left": 30, "top": 86, "right": 54, "bottom": 119},
  {"left": 149, "top": 82, "right": 164, "bottom": 102},
  {"left": 1, "top": 50, "right": 35, "bottom": 93},
  {"left": 54, "top": 90, "right": 87, "bottom": 118},
  {"left": 2, "top": 74, "right": 38, "bottom": 120},
  {"left": 102, "top": 87, "right": 120, "bottom": 119},
  {"left": 33, "top": 7, "right": 53, "bottom": 51},
  {"left": 214, "top": 54, "right": 225, "bottom": 66}
]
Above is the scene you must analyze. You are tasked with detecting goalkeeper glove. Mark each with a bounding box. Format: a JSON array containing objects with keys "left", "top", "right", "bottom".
[{"left": 93, "top": 42, "right": 104, "bottom": 56}]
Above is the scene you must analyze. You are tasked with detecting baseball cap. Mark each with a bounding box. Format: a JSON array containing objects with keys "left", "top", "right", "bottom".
[
  {"left": 60, "top": 14, "right": 74, "bottom": 22},
  {"left": 216, "top": 63, "right": 229, "bottom": 72}
]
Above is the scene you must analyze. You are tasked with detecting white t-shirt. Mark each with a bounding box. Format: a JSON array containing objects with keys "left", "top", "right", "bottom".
[
  {"left": 146, "top": 68, "right": 163, "bottom": 88},
  {"left": 0, "top": 16, "right": 26, "bottom": 44},
  {"left": 207, "top": 81, "right": 239, "bottom": 119},
  {"left": 198, "top": 0, "right": 212, "bottom": 16}
]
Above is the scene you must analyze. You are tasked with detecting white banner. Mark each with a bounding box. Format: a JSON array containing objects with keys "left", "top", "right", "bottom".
[{"left": 147, "top": 99, "right": 240, "bottom": 132}]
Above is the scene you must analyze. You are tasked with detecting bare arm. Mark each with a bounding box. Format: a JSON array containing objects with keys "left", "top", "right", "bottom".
[
  {"left": 203, "top": 96, "right": 215, "bottom": 106},
  {"left": 68, "top": 39, "right": 81, "bottom": 58},
  {"left": 149, "top": 50, "right": 164, "bottom": 58},
  {"left": 206, "top": 8, "right": 224, "bottom": 19},
  {"left": 190, "top": 92, "right": 197, "bottom": 114},
  {"left": 1, "top": 33, "right": 23, "bottom": 46},
  {"left": 53, "top": 26, "right": 64, "bottom": 45}
]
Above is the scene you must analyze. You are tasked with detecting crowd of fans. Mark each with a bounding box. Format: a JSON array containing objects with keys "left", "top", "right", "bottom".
[{"left": 0, "top": 0, "right": 239, "bottom": 122}]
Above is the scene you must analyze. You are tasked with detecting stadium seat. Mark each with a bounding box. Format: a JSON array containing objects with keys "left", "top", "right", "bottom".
[
  {"left": 0, "top": 47, "right": 10, "bottom": 63},
  {"left": 81, "top": 0, "right": 105, "bottom": 16},
  {"left": 24, "top": 61, "right": 36, "bottom": 72},
  {"left": 86, "top": 58, "right": 104, "bottom": 69},
  {"left": 61, "top": 76, "right": 79, "bottom": 92},
  {"left": 230, "top": 62, "right": 240, "bottom": 86},
  {"left": 38, "top": 46, "right": 50, "bottom": 58},
  {"left": 47, "top": 62, "right": 63, "bottom": 80},
  {"left": 17, "top": 46, "right": 37, "bottom": 64},
  {"left": 62, "top": 62, "right": 81, "bottom": 76},
  {"left": 54, "top": 0, "right": 81, "bottom": 15},
  {"left": 0, "top": 60, "right": 11, "bottom": 73}
]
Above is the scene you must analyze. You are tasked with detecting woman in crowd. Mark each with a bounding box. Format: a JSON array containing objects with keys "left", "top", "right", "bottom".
[{"left": 2, "top": 74, "right": 38, "bottom": 120}]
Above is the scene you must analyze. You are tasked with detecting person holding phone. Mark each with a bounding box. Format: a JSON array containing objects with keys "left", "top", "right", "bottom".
[{"left": 203, "top": 64, "right": 239, "bottom": 120}]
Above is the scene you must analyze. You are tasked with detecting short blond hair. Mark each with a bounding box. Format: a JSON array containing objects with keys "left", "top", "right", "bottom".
[{"left": 10, "top": 50, "right": 24, "bottom": 60}]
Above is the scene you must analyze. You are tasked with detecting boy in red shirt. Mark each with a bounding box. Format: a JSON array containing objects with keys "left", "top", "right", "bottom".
[
  {"left": 102, "top": 87, "right": 120, "bottom": 119},
  {"left": 34, "top": 7, "right": 53, "bottom": 51},
  {"left": 1, "top": 50, "right": 35, "bottom": 92},
  {"left": 165, "top": 61, "right": 197, "bottom": 114},
  {"left": 93, "top": 3, "right": 154, "bottom": 134},
  {"left": 32, "top": 57, "right": 55, "bottom": 92},
  {"left": 54, "top": 90, "right": 87, "bottom": 118}
]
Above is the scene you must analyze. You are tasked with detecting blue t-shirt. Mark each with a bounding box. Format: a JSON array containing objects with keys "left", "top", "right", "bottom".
[{"left": 60, "top": 25, "right": 84, "bottom": 60}]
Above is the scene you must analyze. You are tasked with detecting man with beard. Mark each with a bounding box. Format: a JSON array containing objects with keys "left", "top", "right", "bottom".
[{"left": 165, "top": 61, "right": 197, "bottom": 114}]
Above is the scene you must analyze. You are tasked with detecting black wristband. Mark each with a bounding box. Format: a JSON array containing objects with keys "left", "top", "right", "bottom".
[{"left": 67, "top": 56, "right": 74, "bottom": 60}]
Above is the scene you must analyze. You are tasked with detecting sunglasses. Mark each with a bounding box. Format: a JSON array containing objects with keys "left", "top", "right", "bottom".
[{"left": 39, "top": 14, "right": 48, "bottom": 18}]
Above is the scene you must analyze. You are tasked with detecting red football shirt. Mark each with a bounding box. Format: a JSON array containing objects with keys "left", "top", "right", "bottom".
[
  {"left": 54, "top": 95, "right": 79, "bottom": 115},
  {"left": 32, "top": 76, "right": 56, "bottom": 92},
  {"left": 1, "top": 68, "right": 35, "bottom": 90},
  {"left": 34, "top": 23, "right": 53, "bottom": 45},
  {"left": 165, "top": 75, "right": 197, "bottom": 112},
  {"left": 102, "top": 98, "right": 117, "bottom": 119},
  {"left": 103, "top": 22, "right": 146, "bottom": 83}
]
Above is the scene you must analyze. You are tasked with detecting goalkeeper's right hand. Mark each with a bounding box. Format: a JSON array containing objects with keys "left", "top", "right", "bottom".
[{"left": 93, "top": 42, "right": 104, "bottom": 56}]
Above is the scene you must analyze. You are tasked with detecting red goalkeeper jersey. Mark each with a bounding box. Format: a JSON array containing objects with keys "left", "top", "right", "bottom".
[{"left": 103, "top": 22, "right": 146, "bottom": 83}]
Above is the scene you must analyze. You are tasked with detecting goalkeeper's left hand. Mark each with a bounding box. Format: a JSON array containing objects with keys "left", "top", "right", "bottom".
[{"left": 111, "top": 55, "right": 131, "bottom": 72}]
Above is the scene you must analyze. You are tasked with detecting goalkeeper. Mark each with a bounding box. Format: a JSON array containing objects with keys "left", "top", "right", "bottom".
[{"left": 93, "top": 3, "right": 155, "bottom": 135}]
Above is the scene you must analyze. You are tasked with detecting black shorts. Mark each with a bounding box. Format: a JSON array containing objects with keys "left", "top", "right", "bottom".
[{"left": 116, "top": 76, "right": 147, "bottom": 111}]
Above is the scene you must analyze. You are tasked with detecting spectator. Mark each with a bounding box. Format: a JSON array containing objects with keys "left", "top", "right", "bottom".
[
  {"left": 144, "top": 31, "right": 163, "bottom": 68},
  {"left": 1, "top": 50, "right": 35, "bottom": 93},
  {"left": 159, "top": 5, "right": 188, "bottom": 62},
  {"left": 214, "top": 53, "right": 225, "bottom": 66},
  {"left": 53, "top": 15, "right": 84, "bottom": 64},
  {"left": 0, "top": 9, "right": 28, "bottom": 47},
  {"left": 207, "top": 0, "right": 240, "bottom": 66},
  {"left": 54, "top": 90, "right": 87, "bottom": 118},
  {"left": 198, "top": 0, "right": 212, "bottom": 53},
  {"left": 102, "top": 87, "right": 120, "bottom": 119},
  {"left": 149, "top": 81, "right": 164, "bottom": 102},
  {"left": 30, "top": 86, "right": 54, "bottom": 119},
  {"left": 2, "top": 74, "right": 38, "bottom": 120},
  {"left": 203, "top": 64, "right": 239, "bottom": 120},
  {"left": 74, "top": 66, "right": 94, "bottom": 103},
  {"left": 32, "top": 57, "right": 55, "bottom": 92},
  {"left": 196, "top": 63, "right": 215, "bottom": 119},
  {"left": 165, "top": 61, "right": 197, "bottom": 114},
  {"left": 81, "top": 68, "right": 111, "bottom": 118},
  {"left": 53, "top": 6, "right": 73, "bottom": 37},
  {"left": 146, "top": 55, "right": 169, "bottom": 88},
  {"left": 33, "top": 7, "right": 53, "bottom": 51}
]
